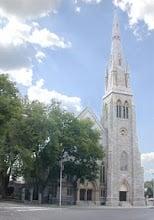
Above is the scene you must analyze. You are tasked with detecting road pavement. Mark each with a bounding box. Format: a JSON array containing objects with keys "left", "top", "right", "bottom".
[{"left": 0, "top": 202, "right": 154, "bottom": 220}]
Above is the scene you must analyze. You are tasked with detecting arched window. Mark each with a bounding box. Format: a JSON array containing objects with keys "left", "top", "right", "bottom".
[
  {"left": 123, "top": 101, "right": 129, "bottom": 119},
  {"left": 116, "top": 100, "right": 122, "bottom": 118},
  {"left": 123, "top": 106, "right": 126, "bottom": 118},
  {"left": 120, "top": 151, "right": 128, "bottom": 171}
]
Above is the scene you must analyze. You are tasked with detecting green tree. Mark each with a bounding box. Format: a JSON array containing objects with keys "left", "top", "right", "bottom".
[
  {"left": 0, "top": 75, "right": 103, "bottom": 202},
  {"left": 47, "top": 104, "right": 103, "bottom": 187},
  {"left": 0, "top": 74, "right": 21, "bottom": 134},
  {"left": 0, "top": 74, "right": 22, "bottom": 197},
  {"left": 62, "top": 118, "right": 103, "bottom": 184},
  {"left": 18, "top": 101, "right": 63, "bottom": 202},
  {"left": 145, "top": 180, "right": 153, "bottom": 198},
  {"left": 20, "top": 102, "right": 103, "bottom": 202}
]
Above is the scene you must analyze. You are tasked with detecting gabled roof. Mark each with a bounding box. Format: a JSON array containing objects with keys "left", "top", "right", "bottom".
[{"left": 77, "top": 107, "right": 103, "bottom": 131}]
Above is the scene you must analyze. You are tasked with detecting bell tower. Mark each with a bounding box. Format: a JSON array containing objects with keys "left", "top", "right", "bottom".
[{"left": 102, "top": 14, "right": 145, "bottom": 206}]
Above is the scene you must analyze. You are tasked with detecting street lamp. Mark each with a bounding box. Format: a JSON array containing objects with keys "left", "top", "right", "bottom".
[
  {"left": 59, "top": 158, "right": 63, "bottom": 207},
  {"left": 59, "top": 151, "right": 67, "bottom": 207}
]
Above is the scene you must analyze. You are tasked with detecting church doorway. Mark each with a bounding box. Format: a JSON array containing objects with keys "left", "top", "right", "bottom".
[
  {"left": 119, "top": 183, "right": 128, "bottom": 202},
  {"left": 119, "top": 191, "right": 127, "bottom": 201}
]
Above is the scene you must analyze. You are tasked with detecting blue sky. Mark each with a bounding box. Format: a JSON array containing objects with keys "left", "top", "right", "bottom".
[{"left": 0, "top": 0, "right": 154, "bottom": 180}]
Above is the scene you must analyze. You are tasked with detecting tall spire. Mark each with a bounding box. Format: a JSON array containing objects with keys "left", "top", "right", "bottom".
[
  {"left": 110, "top": 13, "right": 125, "bottom": 70},
  {"left": 105, "top": 13, "right": 131, "bottom": 95}
]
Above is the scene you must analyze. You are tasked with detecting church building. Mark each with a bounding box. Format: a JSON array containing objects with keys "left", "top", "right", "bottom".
[
  {"left": 75, "top": 14, "right": 145, "bottom": 206},
  {"left": 25, "top": 14, "right": 145, "bottom": 207}
]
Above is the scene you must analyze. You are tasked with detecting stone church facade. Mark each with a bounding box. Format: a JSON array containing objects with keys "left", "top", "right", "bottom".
[
  {"left": 18, "top": 14, "right": 145, "bottom": 206},
  {"left": 59, "top": 14, "right": 145, "bottom": 206},
  {"left": 101, "top": 14, "right": 145, "bottom": 206}
]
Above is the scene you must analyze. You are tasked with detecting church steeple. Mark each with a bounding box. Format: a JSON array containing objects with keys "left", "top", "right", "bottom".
[
  {"left": 102, "top": 13, "right": 145, "bottom": 207},
  {"left": 110, "top": 13, "right": 125, "bottom": 70},
  {"left": 105, "top": 13, "right": 131, "bottom": 95}
]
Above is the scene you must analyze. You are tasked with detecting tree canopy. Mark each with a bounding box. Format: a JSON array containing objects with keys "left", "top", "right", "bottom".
[
  {"left": 145, "top": 180, "right": 154, "bottom": 198},
  {"left": 0, "top": 74, "right": 104, "bottom": 200},
  {"left": 0, "top": 74, "right": 22, "bottom": 197},
  {"left": 0, "top": 74, "right": 21, "bottom": 134}
]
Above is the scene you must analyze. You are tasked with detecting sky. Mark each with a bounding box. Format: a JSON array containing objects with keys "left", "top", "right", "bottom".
[{"left": 0, "top": 0, "right": 154, "bottom": 180}]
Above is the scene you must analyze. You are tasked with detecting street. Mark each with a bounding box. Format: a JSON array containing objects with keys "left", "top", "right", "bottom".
[{"left": 0, "top": 202, "right": 154, "bottom": 220}]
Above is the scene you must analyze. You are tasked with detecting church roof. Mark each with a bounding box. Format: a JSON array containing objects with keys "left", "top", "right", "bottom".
[{"left": 77, "top": 107, "right": 103, "bottom": 131}]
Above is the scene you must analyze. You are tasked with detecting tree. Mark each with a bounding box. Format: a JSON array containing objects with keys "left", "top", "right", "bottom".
[
  {"left": 47, "top": 104, "right": 103, "bottom": 187},
  {"left": 20, "top": 102, "right": 103, "bottom": 202},
  {"left": 0, "top": 74, "right": 22, "bottom": 197},
  {"left": 18, "top": 100, "right": 52, "bottom": 197},
  {"left": 0, "top": 75, "right": 103, "bottom": 202},
  {"left": 145, "top": 180, "right": 153, "bottom": 198},
  {"left": 62, "top": 118, "right": 103, "bottom": 185},
  {"left": 0, "top": 74, "right": 21, "bottom": 134}
]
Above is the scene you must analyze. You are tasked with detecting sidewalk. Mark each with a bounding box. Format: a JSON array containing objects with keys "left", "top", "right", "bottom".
[{"left": 0, "top": 200, "right": 152, "bottom": 209}]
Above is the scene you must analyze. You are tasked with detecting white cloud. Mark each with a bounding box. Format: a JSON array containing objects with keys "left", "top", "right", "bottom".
[
  {"left": 29, "top": 28, "right": 71, "bottom": 49},
  {"left": 75, "top": 6, "right": 81, "bottom": 13},
  {"left": 141, "top": 152, "right": 154, "bottom": 180},
  {"left": 35, "top": 51, "right": 46, "bottom": 63},
  {"left": 141, "top": 152, "right": 154, "bottom": 164},
  {"left": 27, "top": 79, "right": 82, "bottom": 113},
  {"left": 0, "top": 17, "right": 71, "bottom": 50},
  {"left": 0, "top": 18, "right": 31, "bottom": 46},
  {"left": 0, "top": 0, "right": 81, "bottom": 114},
  {"left": 113, "top": 0, "right": 154, "bottom": 31},
  {"left": 0, "top": 68, "right": 33, "bottom": 86},
  {"left": 0, "top": 0, "right": 60, "bottom": 19},
  {"left": 0, "top": 1, "right": 71, "bottom": 87}
]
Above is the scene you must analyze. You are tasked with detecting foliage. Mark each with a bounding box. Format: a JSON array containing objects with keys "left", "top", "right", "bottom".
[
  {"left": 18, "top": 101, "right": 60, "bottom": 194},
  {"left": 20, "top": 102, "right": 103, "bottom": 195},
  {"left": 0, "top": 74, "right": 22, "bottom": 197},
  {"left": 0, "top": 75, "right": 104, "bottom": 201},
  {"left": 0, "top": 74, "right": 21, "bottom": 134},
  {"left": 145, "top": 180, "right": 154, "bottom": 198},
  {"left": 62, "top": 118, "right": 103, "bottom": 184}
]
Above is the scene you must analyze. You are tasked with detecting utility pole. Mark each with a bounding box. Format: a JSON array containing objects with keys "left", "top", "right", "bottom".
[
  {"left": 59, "top": 159, "right": 63, "bottom": 207},
  {"left": 59, "top": 150, "right": 67, "bottom": 207}
]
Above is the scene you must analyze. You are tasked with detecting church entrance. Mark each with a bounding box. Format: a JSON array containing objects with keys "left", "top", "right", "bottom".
[
  {"left": 77, "top": 181, "right": 99, "bottom": 205},
  {"left": 119, "top": 183, "right": 128, "bottom": 202},
  {"left": 119, "top": 191, "right": 127, "bottom": 201},
  {"left": 79, "top": 189, "right": 92, "bottom": 201}
]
